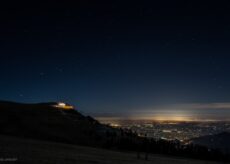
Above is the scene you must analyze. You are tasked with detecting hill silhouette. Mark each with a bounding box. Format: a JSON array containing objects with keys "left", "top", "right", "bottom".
[
  {"left": 191, "top": 132, "right": 230, "bottom": 154},
  {"left": 0, "top": 100, "right": 109, "bottom": 146},
  {"left": 0, "top": 100, "right": 229, "bottom": 163}
]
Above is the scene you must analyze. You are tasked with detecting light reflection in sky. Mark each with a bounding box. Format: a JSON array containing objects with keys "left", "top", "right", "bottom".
[{"left": 96, "top": 103, "right": 230, "bottom": 122}]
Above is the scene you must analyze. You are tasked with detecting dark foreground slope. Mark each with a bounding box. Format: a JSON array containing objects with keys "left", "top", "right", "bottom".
[
  {"left": 191, "top": 132, "right": 230, "bottom": 154},
  {"left": 0, "top": 101, "right": 228, "bottom": 163},
  {"left": 0, "top": 101, "right": 108, "bottom": 146},
  {"left": 0, "top": 135, "right": 222, "bottom": 164}
]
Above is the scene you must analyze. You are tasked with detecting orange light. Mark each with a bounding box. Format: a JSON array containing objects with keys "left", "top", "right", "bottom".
[{"left": 53, "top": 102, "right": 74, "bottom": 110}]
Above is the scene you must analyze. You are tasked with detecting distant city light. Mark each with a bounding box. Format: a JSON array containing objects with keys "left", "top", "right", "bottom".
[
  {"left": 110, "top": 123, "right": 120, "bottom": 128},
  {"left": 163, "top": 130, "right": 172, "bottom": 133}
]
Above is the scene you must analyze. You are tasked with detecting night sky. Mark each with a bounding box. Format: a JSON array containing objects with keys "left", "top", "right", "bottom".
[{"left": 1, "top": 1, "right": 230, "bottom": 121}]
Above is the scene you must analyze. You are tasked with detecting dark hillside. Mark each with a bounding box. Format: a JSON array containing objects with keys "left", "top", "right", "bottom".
[{"left": 0, "top": 101, "right": 106, "bottom": 146}]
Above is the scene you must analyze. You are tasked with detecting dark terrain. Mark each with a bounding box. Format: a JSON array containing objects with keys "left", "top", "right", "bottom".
[
  {"left": 0, "top": 101, "right": 228, "bottom": 163},
  {"left": 191, "top": 132, "right": 230, "bottom": 154},
  {"left": 0, "top": 134, "right": 222, "bottom": 164},
  {"left": 0, "top": 101, "right": 109, "bottom": 146}
]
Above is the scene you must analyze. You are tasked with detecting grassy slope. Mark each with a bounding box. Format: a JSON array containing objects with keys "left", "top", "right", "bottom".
[{"left": 0, "top": 135, "right": 222, "bottom": 164}]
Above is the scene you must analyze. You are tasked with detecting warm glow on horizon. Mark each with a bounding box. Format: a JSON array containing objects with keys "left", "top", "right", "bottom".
[
  {"left": 148, "top": 116, "right": 193, "bottom": 122},
  {"left": 96, "top": 115, "right": 225, "bottom": 122},
  {"left": 95, "top": 104, "right": 230, "bottom": 123},
  {"left": 129, "top": 115, "right": 197, "bottom": 122},
  {"left": 127, "top": 110, "right": 197, "bottom": 122},
  {"left": 96, "top": 116, "right": 194, "bottom": 122}
]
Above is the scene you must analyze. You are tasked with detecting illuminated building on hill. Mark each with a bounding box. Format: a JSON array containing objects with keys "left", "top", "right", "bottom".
[{"left": 53, "top": 102, "right": 74, "bottom": 110}]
